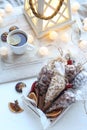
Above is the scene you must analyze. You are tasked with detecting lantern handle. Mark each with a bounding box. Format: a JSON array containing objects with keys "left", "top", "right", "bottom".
[{"left": 29, "top": 0, "right": 64, "bottom": 20}]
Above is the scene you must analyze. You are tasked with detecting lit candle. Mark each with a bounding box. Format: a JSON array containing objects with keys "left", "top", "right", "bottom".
[
  {"left": 71, "top": 2, "right": 80, "bottom": 13},
  {"left": 28, "top": 34, "right": 34, "bottom": 44},
  {"left": 48, "top": 31, "right": 58, "bottom": 40},
  {"left": 60, "top": 32, "right": 70, "bottom": 43},
  {"left": 0, "top": 46, "right": 8, "bottom": 57},
  {"left": 38, "top": 46, "right": 49, "bottom": 56},
  {"left": 5, "top": 4, "right": 13, "bottom": 13}
]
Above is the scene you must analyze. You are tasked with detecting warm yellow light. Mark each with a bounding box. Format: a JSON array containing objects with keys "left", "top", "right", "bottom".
[
  {"left": 0, "top": 46, "right": 8, "bottom": 57},
  {"left": 24, "top": 0, "right": 71, "bottom": 38},
  {"left": 0, "top": 16, "right": 3, "bottom": 24},
  {"left": 60, "top": 32, "right": 70, "bottom": 43},
  {"left": 49, "top": 31, "right": 58, "bottom": 40},
  {"left": 28, "top": 34, "right": 34, "bottom": 43},
  {"left": 50, "top": 0, "right": 60, "bottom": 7},
  {"left": 83, "top": 24, "right": 87, "bottom": 31},
  {"left": 44, "top": 7, "right": 54, "bottom": 17},
  {"left": 79, "top": 40, "right": 87, "bottom": 49},
  {"left": 38, "top": 46, "right": 49, "bottom": 56}
]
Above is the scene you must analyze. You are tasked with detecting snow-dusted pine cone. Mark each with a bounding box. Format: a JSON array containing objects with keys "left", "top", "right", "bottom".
[{"left": 45, "top": 72, "right": 65, "bottom": 103}]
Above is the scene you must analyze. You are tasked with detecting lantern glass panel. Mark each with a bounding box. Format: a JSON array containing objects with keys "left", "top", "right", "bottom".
[
  {"left": 44, "top": 7, "right": 54, "bottom": 17},
  {"left": 50, "top": 0, "right": 60, "bottom": 7},
  {"left": 24, "top": 0, "right": 71, "bottom": 37}
]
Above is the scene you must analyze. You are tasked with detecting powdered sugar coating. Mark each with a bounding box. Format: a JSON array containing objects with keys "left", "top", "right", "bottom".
[{"left": 45, "top": 73, "right": 65, "bottom": 103}]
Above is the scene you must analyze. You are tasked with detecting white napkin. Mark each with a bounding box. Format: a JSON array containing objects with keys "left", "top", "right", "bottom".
[
  {"left": 37, "top": 108, "right": 51, "bottom": 130},
  {"left": 22, "top": 96, "right": 51, "bottom": 130}
]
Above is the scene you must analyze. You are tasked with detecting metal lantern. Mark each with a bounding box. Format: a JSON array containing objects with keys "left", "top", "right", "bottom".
[{"left": 24, "top": 0, "right": 71, "bottom": 38}]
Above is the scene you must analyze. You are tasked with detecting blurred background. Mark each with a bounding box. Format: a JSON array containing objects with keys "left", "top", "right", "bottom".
[
  {"left": 0, "top": 0, "right": 24, "bottom": 8},
  {"left": 0, "top": 0, "right": 87, "bottom": 8}
]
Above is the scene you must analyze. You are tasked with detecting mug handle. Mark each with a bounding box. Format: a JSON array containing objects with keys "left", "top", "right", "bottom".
[{"left": 27, "top": 43, "right": 35, "bottom": 51}]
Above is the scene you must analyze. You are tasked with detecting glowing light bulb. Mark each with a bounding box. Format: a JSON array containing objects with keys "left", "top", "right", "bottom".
[
  {"left": 61, "top": 32, "right": 70, "bottom": 43},
  {"left": 38, "top": 46, "right": 49, "bottom": 56},
  {"left": 0, "top": 9, "right": 5, "bottom": 17},
  {"left": 49, "top": 31, "right": 58, "bottom": 40},
  {"left": 79, "top": 40, "right": 87, "bottom": 49},
  {"left": 5, "top": 4, "right": 13, "bottom": 13},
  {"left": 0, "top": 16, "right": 3, "bottom": 25},
  {"left": 0, "top": 46, "right": 8, "bottom": 57}
]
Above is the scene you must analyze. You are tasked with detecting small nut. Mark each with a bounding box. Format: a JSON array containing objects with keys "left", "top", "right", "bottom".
[
  {"left": 15, "top": 82, "right": 26, "bottom": 93},
  {"left": 9, "top": 26, "right": 19, "bottom": 32},
  {"left": 1, "top": 32, "right": 8, "bottom": 42},
  {"left": 8, "top": 100, "right": 24, "bottom": 113}
]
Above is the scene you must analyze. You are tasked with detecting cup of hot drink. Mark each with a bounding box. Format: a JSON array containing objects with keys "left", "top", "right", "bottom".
[{"left": 7, "top": 29, "right": 34, "bottom": 54}]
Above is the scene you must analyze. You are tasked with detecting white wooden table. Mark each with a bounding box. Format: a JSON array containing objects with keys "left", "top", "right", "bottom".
[
  {"left": 0, "top": 2, "right": 87, "bottom": 130},
  {"left": 0, "top": 6, "right": 75, "bottom": 84},
  {"left": 0, "top": 77, "right": 87, "bottom": 130}
]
